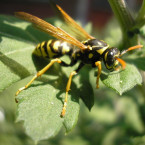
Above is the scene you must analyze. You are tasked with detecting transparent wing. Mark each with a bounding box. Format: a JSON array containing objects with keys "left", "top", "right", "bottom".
[
  {"left": 51, "top": 3, "right": 95, "bottom": 41},
  {"left": 15, "top": 12, "right": 87, "bottom": 50}
]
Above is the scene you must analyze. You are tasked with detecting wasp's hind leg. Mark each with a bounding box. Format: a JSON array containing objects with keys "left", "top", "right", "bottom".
[
  {"left": 15, "top": 58, "right": 62, "bottom": 102},
  {"left": 60, "top": 58, "right": 77, "bottom": 67},
  {"left": 61, "top": 62, "right": 84, "bottom": 117}
]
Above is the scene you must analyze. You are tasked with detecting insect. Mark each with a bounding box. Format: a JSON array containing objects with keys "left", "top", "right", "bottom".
[{"left": 15, "top": 4, "right": 143, "bottom": 117}]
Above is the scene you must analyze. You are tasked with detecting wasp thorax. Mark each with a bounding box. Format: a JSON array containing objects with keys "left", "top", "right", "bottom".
[
  {"left": 83, "top": 39, "right": 108, "bottom": 48},
  {"left": 104, "top": 47, "right": 120, "bottom": 71}
]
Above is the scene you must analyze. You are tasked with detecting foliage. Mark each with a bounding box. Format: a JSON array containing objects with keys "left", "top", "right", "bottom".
[{"left": 0, "top": 0, "right": 145, "bottom": 144}]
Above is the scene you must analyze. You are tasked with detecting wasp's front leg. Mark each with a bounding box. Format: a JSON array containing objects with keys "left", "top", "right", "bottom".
[{"left": 95, "top": 61, "right": 102, "bottom": 89}]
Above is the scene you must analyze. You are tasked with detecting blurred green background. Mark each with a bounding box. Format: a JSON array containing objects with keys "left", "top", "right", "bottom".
[{"left": 0, "top": 0, "right": 145, "bottom": 145}]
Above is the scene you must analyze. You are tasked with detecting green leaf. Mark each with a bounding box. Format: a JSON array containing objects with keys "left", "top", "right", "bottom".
[
  {"left": 0, "top": 17, "right": 34, "bottom": 91},
  {"left": 125, "top": 57, "right": 145, "bottom": 71},
  {"left": 16, "top": 80, "right": 79, "bottom": 142},
  {"left": 101, "top": 64, "right": 142, "bottom": 95},
  {"left": 0, "top": 15, "right": 93, "bottom": 142},
  {"left": 0, "top": 15, "right": 52, "bottom": 92}
]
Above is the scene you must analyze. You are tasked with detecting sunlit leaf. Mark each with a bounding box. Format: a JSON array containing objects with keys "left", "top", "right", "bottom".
[{"left": 101, "top": 64, "right": 142, "bottom": 95}]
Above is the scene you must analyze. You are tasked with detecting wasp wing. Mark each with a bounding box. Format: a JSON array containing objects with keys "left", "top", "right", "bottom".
[
  {"left": 51, "top": 3, "right": 95, "bottom": 41},
  {"left": 15, "top": 12, "right": 87, "bottom": 50}
]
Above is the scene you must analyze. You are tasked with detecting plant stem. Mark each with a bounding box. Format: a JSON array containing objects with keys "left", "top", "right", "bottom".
[
  {"left": 108, "top": 0, "right": 134, "bottom": 32},
  {"left": 108, "top": 0, "right": 139, "bottom": 48},
  {"left": 135, "top": 0, "right": 145, "bottom": 29}
]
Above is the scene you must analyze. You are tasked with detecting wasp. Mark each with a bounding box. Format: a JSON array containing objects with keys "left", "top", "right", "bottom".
[{"left": 15, "top": 4, "right": 143, "bottom": 117}]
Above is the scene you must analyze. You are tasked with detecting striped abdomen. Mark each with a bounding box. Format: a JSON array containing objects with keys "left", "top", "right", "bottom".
[{"left": 33, "top": 40, "right": 74, "bottom": 58}]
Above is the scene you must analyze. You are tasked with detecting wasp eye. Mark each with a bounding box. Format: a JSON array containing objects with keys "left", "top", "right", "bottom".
[{"left": 108, "top": 51, "right": 114, "bottom": 58}]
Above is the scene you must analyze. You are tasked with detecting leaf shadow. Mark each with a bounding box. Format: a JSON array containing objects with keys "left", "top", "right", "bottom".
[
  {"left": 0, "top": 51, "right": 30, "bottom": 78},
  {"left": 78, "top": 66, "right": 94, "bottom": 110},
  {"left": 32, "top": 55, "right": 96, "bottom": 109},
  {"left": 31, "top": 55, "right": 79, "bottom": 105},
  {"left": 100, "top": 70, "right": 123, "bottom": 81},
  {"left": 55, "top": 74, "right": 79, "bottom": 105}
]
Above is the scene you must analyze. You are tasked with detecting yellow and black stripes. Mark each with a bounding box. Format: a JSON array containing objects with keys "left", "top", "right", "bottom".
[
  {"left": 33, "top": 39, "right": 73, "bottom": 59},
  {"left": 33, "top": 38, "right": 120, "bottom": 71}
]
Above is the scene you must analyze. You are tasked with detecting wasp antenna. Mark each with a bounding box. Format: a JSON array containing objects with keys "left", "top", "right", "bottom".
[
  {"left": 115, "top": 58, "right": 126, "bottom": 70},
  {"left": 120, "top": 45, "right": 143, "bottom": 56}
]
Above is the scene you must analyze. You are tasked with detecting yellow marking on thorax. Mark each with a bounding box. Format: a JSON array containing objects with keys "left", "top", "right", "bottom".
[
  {"left": 82, "top": 40, "right": 89, "bottom": 44},
  {"left": 88, "top": 53, "right": 93, "bottom": 58},
  {"left": 88, "top": 45, "right": 92, "bottom": 50},
  {"left": 96, "top": 45, "right": 109, "bottom": 55}
]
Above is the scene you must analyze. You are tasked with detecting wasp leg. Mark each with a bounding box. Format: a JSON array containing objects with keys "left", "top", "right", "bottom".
[
  {"left": 60, "top": 58, "right": 77, "bottom": 67},
  {"left": 115, "top": 66, "right": 121, "bottom": 71},
  {"left": 61, "top": 62, "right": 84, "bottom": 117},
  {"left": 95, "top": 61, "right": 102, "bottom": 89},
  {"left": 15, "top": 58, "right": 62, "bottom": 102}
]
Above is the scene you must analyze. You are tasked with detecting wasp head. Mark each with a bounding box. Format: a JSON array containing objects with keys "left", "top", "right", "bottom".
[{"left": 103, "top": 47, "right": 120, "bottom": 71}]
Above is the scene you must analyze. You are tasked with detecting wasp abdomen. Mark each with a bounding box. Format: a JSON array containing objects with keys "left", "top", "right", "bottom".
[{"left": 33, "top": 39, "right": 73, "bottom": 59}]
